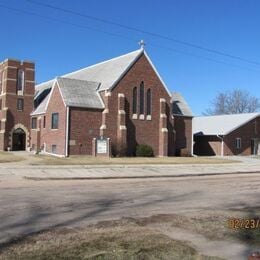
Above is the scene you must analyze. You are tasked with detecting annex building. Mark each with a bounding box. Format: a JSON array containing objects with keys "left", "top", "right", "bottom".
[
  {"left": 193, "top": 113, "right": 260, "bottom": 156},
  {"left": 0, "top": 48, "right": 193, "bottom": 157}
]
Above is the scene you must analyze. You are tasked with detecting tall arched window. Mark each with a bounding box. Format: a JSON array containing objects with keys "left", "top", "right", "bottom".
[
  {"left": 132, "top": 87, "right": 137, "bottom": 114},
  {"left": 17, "top": 69, "right": 24, "bottom": 92},
  {"left": 139, "top": 82, "right": 144, "bottom": 114},
  {"left": 146, "top": 89, "right": 151, "bottom": 116}
]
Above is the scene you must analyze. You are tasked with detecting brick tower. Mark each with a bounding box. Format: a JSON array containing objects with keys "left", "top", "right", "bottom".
[{"left": 0, "top": 59, "right": 35, "bottom": 151}]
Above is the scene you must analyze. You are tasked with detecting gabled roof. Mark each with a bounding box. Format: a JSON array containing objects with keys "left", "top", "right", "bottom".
[
  {"left": 64, "top": 49, "right": 143, "bottom": 92},
  {"left": 31, "top": 92, "right": 50, "bottom": 116},
  {"left": 193, "top": 112, "right": 260, "bottom": 136},
  {"left": 35, "top": 49, "right": 144, "bottom": 99},
  {"left": 34, "top": 48, "right": 172, "bottom": 102},
  {"left": 171, "top": 92, "right": 193, "bottom": 117},
  {"left": 32, "top": 77, "right": 104, "bottom": 115},
  {"left": 57, "top": 77, "right": 104, "bottom": 109}
]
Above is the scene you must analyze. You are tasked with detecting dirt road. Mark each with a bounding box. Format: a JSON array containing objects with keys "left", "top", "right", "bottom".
[{"left": 0, "top": 173, "right": 259, "bottom": 259}]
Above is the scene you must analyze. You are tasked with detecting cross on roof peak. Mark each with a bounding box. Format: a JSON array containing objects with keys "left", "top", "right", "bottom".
[{"left": 138, "top": 40, "right": 146, "bottom": 50}]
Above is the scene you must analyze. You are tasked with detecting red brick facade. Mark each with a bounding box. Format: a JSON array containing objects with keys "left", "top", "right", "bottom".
[
  {"left": 194, "top": 116, "right": 260, "bottom": 156},
  {"left": 1, "top": 51, "right": 193, "bottom": 157},
  {"left": 0, "top": 59, "right": 34, "bottom": 151}
]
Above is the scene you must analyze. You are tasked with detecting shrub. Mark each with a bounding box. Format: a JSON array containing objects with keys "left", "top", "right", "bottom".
[{"left": 136, "top": 144, "right": 154, "bottom": 157}]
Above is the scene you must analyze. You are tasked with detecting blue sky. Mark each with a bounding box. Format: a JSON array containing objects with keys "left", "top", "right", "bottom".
[{"left": 0, "top": 0, "right": 260, "bottom": 115}]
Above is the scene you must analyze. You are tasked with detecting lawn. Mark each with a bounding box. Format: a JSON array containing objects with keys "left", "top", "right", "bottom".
[
  {"left": 0, "top": 152, "right": 25, "bottom": 163},
  {"left": 0, "top": 221, "right": 224, "bottom": 260},
  {"left": 31, "top": 154, "right": 239, "bottom": 165}
]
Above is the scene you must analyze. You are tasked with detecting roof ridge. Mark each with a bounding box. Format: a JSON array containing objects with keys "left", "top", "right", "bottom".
[{"left": 63, "top": 49, "right": 143, "bottom": 79}]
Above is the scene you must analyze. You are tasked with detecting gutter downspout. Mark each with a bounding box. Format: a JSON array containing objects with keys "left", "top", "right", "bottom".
[
  {"left": 217, "top": 135, "right": 224, "bottom": 156},
  {"left": 191, "top": 117, "right": 194, "bottom": 156},
  {"left": 65, "top": 106, "right": 69, "bottom": 157}
]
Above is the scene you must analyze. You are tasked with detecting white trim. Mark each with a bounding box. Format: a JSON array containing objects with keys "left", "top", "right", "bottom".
[
  {"left": 160, "top": 98, "right": 166, "bottom": 103},
  {"left": 100, "top": 124, "right": 106, "bottom": 130},
  {"left": 105, "top": 91, "right": 111, "bottom": 96},
  {"left": 191, "top": 118, "right": 194, "bottom": 156},
  {"left": 161, "top": 128, "right": 168, "bottom": 132},
  {"left": 56, "top": 79, "right": 67, "bottom": 108},
  {"left": 43, "top": 80, "right": 56, "bottom": 113},
  {"left": 139, "top": 114, "right": 145, "bottom": 120},
  {"left": 118, "top": 93, "right": 125, "bottom": 98},
  {"left": 146, "top": 115, "right": 152, "bottom": 120},
  {"left": 118, "top": 110, "right": 125, "bottom": 115},
  {"left": 108, "top": 50, "right": 144, "bottom": 91},
  {"left": 119, "top": 125, "right": 127, "bottom": 130},
  {"left": 40, "top": 150, "right": 66, "bottom": 158},
  {"left": 132, "top": 114, "right": 138, "bottom": 119},
  {"left": 144, "top": 51, "right": 172, "bottom": 97},
  {"left": 103, "top": 109, "right": 109, "bottom": 113},
  {"left": 160, "top": 114, "right": 167, "bottom": 118},
  {"left": 25, "top": 80, "right": 35, "bottom": 83},
  {"left": 65, "top": 106, "right": 69, "bottom": 157}
]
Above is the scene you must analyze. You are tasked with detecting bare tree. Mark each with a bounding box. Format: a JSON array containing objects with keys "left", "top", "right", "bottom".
[{"left": 205, "top": 89, "right": 260, "bottom": 115}]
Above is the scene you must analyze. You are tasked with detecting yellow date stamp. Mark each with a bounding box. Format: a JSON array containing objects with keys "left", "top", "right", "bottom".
[{"left": 227, "top": 218, "right": 260, "bottom": 229}]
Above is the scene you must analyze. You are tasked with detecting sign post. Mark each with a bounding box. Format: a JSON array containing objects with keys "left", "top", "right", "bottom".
[{"left": 92, "top": 136, "right": 111, "bottom": 157}]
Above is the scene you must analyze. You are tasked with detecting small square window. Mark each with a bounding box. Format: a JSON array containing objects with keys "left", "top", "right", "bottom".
[
  {"left": 235, "top": 138, "right": 241, "bottom": 149},
  {"left": 31, "top": 117, "right": 37, "bottom": 129},
  {"left": 17, "top": 98, "right": 24, "bottom": 111},
  {"left": 51, "top": 145, "right": 57, "bottom": 154},
  {"left": 51, "top": 113, "right": 59, "bottom": 129}
]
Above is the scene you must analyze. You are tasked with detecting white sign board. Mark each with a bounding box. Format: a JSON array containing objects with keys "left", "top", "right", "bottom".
[{"left": 97, "top": 139, "right": 107, "bottom": 154}]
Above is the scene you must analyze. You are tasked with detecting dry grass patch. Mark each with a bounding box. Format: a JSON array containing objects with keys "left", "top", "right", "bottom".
[
  {"left": 0, "top": 223, "right": 223, "bottom": 260},
  {"left": 0, "top": 152, "right": 25, "bottom": 163},
  {"left": 31, "top": 154, "right": 238, "bottom": 165}
]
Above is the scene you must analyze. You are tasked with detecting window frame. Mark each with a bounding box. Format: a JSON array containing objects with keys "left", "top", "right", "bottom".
[
  {"left": 17, "top": 69, "right": 25, "bottom": 93},
  {"left": 17, "top": 98, "right": 24, "bottom": 111},
  {"left": 146, "top": 88, "right": 152, "bottom": 116},
  {"left": 139, "top": 81, "right": 144, "bottom": 115},
  {"left": 235, "top": 138, "right": 241, "bottom": 149},
  {"left": 43, "top": 115, "right": 46, "bottom": 128},
  {"left": 51, "top": 113, "right": 59, "bottom": 129},
  {"left": 31, "top": 117, "right": 37, "bottom": 129},
  {"left": 51, "top": 144, "right": 57, "bottom": 154},
  {"left": 132, "top": 86, "right": 137, "bottom": 115}
]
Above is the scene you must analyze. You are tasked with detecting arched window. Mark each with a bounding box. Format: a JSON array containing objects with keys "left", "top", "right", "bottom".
[
  {"left": 139, "top": 82, "right": 144, "bottom": 114},
  {"left": 132, "top": 87, "right": 137, "bottom": 114},
  {"left": 17, "top": 69, "right": 24, "bottom": 92},
  {"left": 146, "top": 89, "right": 151, "bottom": 116}
]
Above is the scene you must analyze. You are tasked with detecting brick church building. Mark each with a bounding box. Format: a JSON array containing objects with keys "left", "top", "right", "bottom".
[{"left": 0, "top": 49, "right": 192, "bottom": 157}]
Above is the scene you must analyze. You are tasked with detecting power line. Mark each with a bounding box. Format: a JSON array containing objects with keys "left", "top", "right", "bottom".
[
  {"left": 26, "top": 0, "right": 260, "bottom": 66},
  {"left": 1, "top": 3, "right": 260, "bottom": 73}
]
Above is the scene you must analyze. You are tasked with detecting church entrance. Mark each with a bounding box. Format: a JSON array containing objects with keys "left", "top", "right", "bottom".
[{"left": 12, "top": 128, "right": 26, "bottom": 151}]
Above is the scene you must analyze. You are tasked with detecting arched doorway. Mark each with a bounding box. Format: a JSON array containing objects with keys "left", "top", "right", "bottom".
[{"left": 12, "top": 128, "right": 26, "bottom": 151}]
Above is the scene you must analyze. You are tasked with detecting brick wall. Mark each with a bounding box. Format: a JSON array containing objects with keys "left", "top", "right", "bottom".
[
  {"left": 68, "top": 107, "right": 102, "bottom": 155},
  {"left": 0, "top": 59, "right": 34, "bottom": 150},
  {"left": 224, "top": 117, "right": 260, "bottom": 155},
  {"left": 31, "top": 83, "right": 67, "bottom": 156},
  {"left": 100, "top": 54, "right": 175, "bottom": 156},
  {"left": 174, "top": 116, "right": 192, "bottom": 156}
]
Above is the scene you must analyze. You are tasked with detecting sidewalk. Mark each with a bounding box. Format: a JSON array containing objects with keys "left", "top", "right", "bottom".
[{"left": 0, "top": 155, "right": 259, "bottom": 180}]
